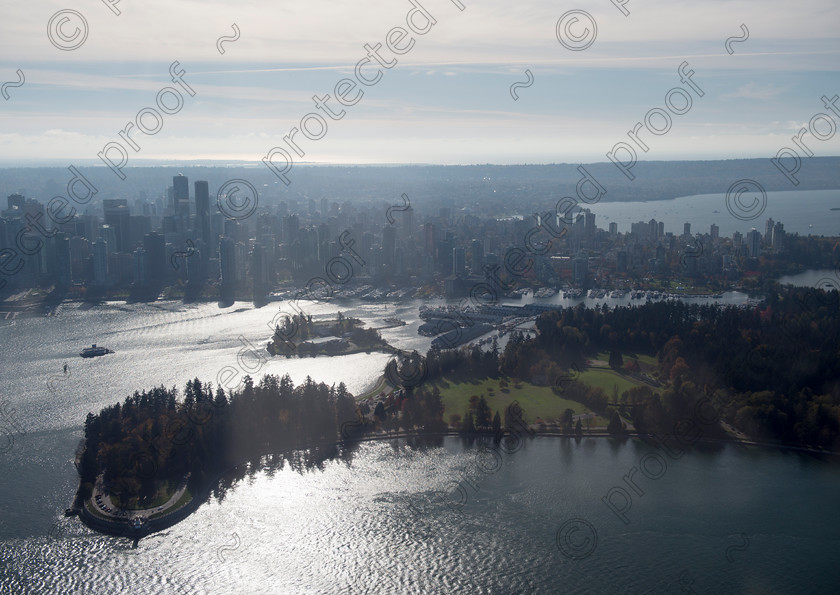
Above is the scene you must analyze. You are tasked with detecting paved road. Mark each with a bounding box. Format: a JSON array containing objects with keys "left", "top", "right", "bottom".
[{"left": 91, "top": 475, "right": 190, "bottom": 520}]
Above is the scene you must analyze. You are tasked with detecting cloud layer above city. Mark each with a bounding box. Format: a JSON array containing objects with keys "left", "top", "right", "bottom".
[{"left": 1, "top": 0, "right": 838, "bottom": 164}]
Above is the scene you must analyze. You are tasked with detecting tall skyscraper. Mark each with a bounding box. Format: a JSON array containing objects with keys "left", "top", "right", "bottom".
[
  {"left": 195, "top": 180, "right": 211, "bottom": 244},
  {"left": 772, "top": 222, "right": 785, "bottom": 253},
  {"left": 710, "top": 223, "right": 719, "bottom": 240},
  {"left": 173, "top": 174, "right": 189, "bottom": 203},
  {"left": 747, "top": 228, "right": 761, "bottom": 258},
  {"left": 765, "top": 218, "right": 775, "bottom": 244},
  {"left": 585, "top": 210, "right": 596, "bottom": 240},
  {"left": 402, "top": 206, "right": 414, "bottom": 238},
  {"left": 471, "top": 238, "right": 484, "bottom": 272},
  {"left": 93, "top": 238, "right": 108, "bottom": 284},
  {"left": 51, "top": 233, "right": 72, "bottom": 287},
  {"left": 103, "top": 199, "right": 130, "bottom": 253},
  {"left": 143, "top": 231, "right": 166, "bottom": 282},
  {"left": 251, "top": 243, "right": 269, "bottom": 291},
  {"left": 452, "top": 246, "right": 466, "bottom": 276},
  {"left": 282, "top": 214, "right": 299, "bottom": 244},
  {"left": 100, "top": 224, "right": 118, "bottom": 255},
  {"left": 424, "top": 222, "right": 437, "bottom": 256},
  {"left": 173, "top": 174, "right": 190, "bottom": 226},
  {"left": 683, "top": 222, "right": 691, "bottom": 237},
  {"left": 133, "top": 247, "right": 146, "bottom": 284},
  {"left": 219, "top": 236, "right": 236, "bottom": 287}
]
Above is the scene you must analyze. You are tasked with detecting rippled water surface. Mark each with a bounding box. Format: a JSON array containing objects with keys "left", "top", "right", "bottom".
[
  {"left": 3, "top": 437, "right": 840, "bottom": 594},
  {"left": 1, "top": 301, "right": 839, "bottom": 593}
]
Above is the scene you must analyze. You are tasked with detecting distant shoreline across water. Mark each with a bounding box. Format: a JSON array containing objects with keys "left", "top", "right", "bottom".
[{"left": 585, "top": 188, "right": 840, "bottom": 236}]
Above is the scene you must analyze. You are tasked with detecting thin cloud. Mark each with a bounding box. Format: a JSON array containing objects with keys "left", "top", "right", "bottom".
[{"left": 721, "top": 82, "right": 788, "bottom": 101}]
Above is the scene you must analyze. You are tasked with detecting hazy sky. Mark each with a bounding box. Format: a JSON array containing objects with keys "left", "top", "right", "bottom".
[{"left": 1, "top": 0, "right": 839, "bottom": 166}]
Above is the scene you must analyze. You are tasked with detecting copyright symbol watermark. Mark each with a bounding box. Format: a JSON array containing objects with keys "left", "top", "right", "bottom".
[
  {"left": 47, "top": 10, "right": 89, "bottom": 51},
  {"left": 385, "top": 351, "right": 428, "bottom": 390},
  {"left": 552, "top": 363, "right": 580, "bottom": 393},
  {"left": 129, "top": 451, "right": 159, "bottom": 480},
  {"left": 814, "top": 277, "right": 840, "bottom": 293},
  {"left": 217, "top": 179, "right": 258, "bottom": 221},
  {"left": 725, "top": 179, "right": 767, "bottom": 221},
  {"left": 556, "top": 10, "right": 597, "bottom": 51},
  {"left": 556, "top": 518, "right": 598, "bottom": 560}
]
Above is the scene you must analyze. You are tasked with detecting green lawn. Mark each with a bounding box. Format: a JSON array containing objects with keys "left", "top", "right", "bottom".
[
  {"left": 435, "top": 376, "right": 597, "bottom": 424},
  {"left": 577, "top": 367, "right": 643, "bottom": 398},
  {"left": 595, "top": 351, "right": 659, "bottom": 372}
]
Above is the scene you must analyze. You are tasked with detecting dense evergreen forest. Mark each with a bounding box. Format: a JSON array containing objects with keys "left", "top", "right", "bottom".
[
  {"left": 77, "top": 283, "right": 839, "bottom": 509},
  {"left": 75, "top": 367, "right": 456, "bottom": 507},
  {"left": 77, "top": 375, "right": 361, "bottom": 507},
  {"left": 494, "top": 284, "right": 840, "bottom": 448}
]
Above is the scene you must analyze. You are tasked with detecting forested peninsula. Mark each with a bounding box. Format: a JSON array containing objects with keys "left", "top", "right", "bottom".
[{"left": 72, "top": 283, "right": 840, "bottom": 531}]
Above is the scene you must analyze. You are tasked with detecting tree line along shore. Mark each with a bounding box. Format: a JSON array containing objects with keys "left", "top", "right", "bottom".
[{"left": 72, "top": 282, "right": 840, "bottom": 530}]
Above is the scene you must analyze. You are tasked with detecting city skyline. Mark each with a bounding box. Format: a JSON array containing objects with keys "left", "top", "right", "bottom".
[{"left": 0, "top": 171, "right": 794, "bottom": 296}]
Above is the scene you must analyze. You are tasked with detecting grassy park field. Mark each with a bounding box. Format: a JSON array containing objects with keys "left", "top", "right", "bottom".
[
  {"left": 430, "top": 349, "right": 661, "bottom": 427},
  {"left": 576, "top": 368, "right": 641, "bottom": 397},
  {"left": 357, "top": 348, "right": 661, "bottom": 429},
  {"left": 579, "top": 351, "right": 661, "bottom": 396},
  {"left": 433, "top": 376, "right": 608, "bottom": 426}
]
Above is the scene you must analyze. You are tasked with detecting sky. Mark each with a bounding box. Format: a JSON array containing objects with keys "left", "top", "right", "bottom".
[{"left": 0, "top": 0, "right": 839, "bottom": 166}]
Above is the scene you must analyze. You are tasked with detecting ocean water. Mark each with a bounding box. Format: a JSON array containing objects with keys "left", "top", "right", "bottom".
[
  {"left": 2, "top": 434, "right": 839, "bottom": 594},
  {"left": 588, "top": 189, "right": 840, "bottom": 237},
  {"left": 0, "top": 289, "right": 837, "bottom": 593}
]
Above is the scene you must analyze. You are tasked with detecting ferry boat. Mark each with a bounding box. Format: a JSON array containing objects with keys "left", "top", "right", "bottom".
[{"left": 79, "top": 344, "right": 114, "bottom": 358}]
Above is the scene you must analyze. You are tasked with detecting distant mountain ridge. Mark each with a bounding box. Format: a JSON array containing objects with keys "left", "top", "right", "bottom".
[{"left": 1, "top": 157, "right": 837, "bottom": 210}]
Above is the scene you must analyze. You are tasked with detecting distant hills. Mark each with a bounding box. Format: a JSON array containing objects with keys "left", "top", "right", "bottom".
[{"left": 1, "top": 157, "right": 837, "bottom": 214}]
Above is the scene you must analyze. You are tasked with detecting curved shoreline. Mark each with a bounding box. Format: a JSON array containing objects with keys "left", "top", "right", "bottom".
[
  {"left": 72, "top": 428, "right": 839, "bottom": 540},
  {"left": 78, "top": 495, "right": 201, "bottom": 541},
  {"left": 76, "top": 475, "right": 216, "bottom": 541}
]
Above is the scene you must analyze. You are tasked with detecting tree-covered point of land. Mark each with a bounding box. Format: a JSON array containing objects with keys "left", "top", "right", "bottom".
[
  {"left": 76, "top": 357, "right": 459, "bottom": 508},
  {"left": 76, "top": 374, "right": 360, "bottom": 507}
]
